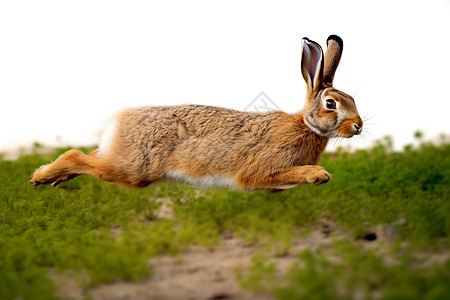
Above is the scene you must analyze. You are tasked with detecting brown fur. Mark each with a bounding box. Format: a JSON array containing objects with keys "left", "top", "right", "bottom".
[{"left": 29, "top": 35, "right": 362, "bottom": 192}]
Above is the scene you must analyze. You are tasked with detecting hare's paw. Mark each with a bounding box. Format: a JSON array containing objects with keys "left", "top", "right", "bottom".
[
  {"left": 29, "top": 164, "right": 75, "bottom": 187},
  {"left": 305, "top": 166, "right": 331, "bottom": 185},
  {"left": 29, "top": 164, "right": 49, "bottom": 186}
]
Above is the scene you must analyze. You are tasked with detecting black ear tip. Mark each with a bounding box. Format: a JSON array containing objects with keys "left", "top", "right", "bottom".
[
  {"left": 302, "top": 37, "right": 323, "bottom": 50},
  {"left": 327, "top": 35, "right": 343, "bottom": 48}
]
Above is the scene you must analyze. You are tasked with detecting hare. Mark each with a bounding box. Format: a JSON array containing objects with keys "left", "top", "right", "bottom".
[{"left": 29, "top": 35, "right": 363, "bottom": 192}]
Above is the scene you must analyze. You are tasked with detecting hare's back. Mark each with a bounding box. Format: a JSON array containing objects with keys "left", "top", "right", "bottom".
[{"left": 119, "top": 104, "right": 280, "bottom": 139}]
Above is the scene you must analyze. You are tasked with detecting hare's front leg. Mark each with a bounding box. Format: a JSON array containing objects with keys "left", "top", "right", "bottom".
[{"left": 237, "top": 165, "right": 331, "bottom": 191}]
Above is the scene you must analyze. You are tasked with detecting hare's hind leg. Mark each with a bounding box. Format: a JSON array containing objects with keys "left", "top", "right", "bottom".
[
  {"left": 29, "top": 149, "right": 106, "bottom": 187},
  {"left": 237, "top": 165, "right": 331, "bottom": 191}
]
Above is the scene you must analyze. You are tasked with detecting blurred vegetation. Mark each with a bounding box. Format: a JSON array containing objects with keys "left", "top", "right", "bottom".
[
  {"left": 0, "top": 136, "right": 449, "bottom": 300},
  {"left": 237, "top": 244, "right": 450, "bottom": 300}
]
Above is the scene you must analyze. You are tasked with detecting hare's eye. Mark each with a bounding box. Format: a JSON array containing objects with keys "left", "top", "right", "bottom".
[{"left": 325, "top": 99, "right": 337, "bottom": 109}]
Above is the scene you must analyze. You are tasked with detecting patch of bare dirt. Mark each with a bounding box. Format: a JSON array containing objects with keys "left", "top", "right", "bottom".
[{"left": 89, "top": 238, "right": 273, "bottom": 300}]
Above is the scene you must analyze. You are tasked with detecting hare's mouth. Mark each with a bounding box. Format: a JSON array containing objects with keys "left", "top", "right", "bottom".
[
  {"left": 338, "top": 132, "right": 357, "bottom": 138},
  {"left": 338, "top": 121, "right": 363, "bottom": 138}
]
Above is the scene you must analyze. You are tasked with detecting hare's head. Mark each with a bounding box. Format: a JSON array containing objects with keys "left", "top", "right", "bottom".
[{"left": 301, "top": 35, "right": 362, "bottom": 138}]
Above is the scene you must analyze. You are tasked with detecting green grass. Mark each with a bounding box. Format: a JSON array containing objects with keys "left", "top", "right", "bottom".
[
  {"left": 236, "top": 244, "right": 450, "bottom": 300},
  {"left": 0, "top": 137, "right": 449, "bottom": 300}
]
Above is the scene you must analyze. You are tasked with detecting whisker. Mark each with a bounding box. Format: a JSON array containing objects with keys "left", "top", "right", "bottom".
[
  {"left": 334, "top": 137, "right": 341, "bottom": 150},
  {"left": 362, "top": 113, "right": 375, "bottom": 123},
  {"left": 329, "top": 136, "right": 341, "bottom": 152},
  {"left": 359, "top": 133, "right": 369, "bottom": 146},
  {"left": 362, "top": 128, "right": 375, "bottom": 138},
  {"left": 336, "top": 137, "right": 347, "bottom": 151}
]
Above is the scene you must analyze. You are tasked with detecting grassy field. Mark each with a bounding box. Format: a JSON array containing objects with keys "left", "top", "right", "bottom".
[{"left": 0, "top": 136, "right": 449, "bottom": 300}]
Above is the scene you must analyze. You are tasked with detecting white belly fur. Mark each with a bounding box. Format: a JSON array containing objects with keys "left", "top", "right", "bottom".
[
  {"left": 270, "top": 184, "right": 298, "bottom": 190},
  {"left": 166, "top": 170, "right": 298, "bottom": 191},
  {"left": 166, "top": 170, "right": 238, "bottom": 189}
]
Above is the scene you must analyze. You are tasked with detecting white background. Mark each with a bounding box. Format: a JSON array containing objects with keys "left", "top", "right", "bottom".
[{"left": 1, "top": 0, "right": 449, "bottom": 154}]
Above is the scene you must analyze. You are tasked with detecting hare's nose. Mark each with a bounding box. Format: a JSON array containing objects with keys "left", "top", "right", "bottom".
[{"left": 353, "top": 123, "right": 362, "bottom": 135}]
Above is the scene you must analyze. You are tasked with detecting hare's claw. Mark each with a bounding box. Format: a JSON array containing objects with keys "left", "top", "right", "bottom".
[
  {"left": 314, "top": 172, "right": 331, "bottom": 185},
  {"left": 305, "top": 166, "right": 331, "bottom": 185},
  {"left": 51, "top": 180, "right": 62, "bottom": 187},
  {"left": 29, "top": 172, "right": 39, "bottom": 186},
  {"left": 313, "top": 171, "right": 331, "bottom": 185},
  {"left": 29, "top": 170, "right": 42, "bottom": 186},
  {"left": 29, "top": 164, "right": 66, "bottom": 187},
  {"left": 314, "top": 176, "right": 330, "bottom": 185}
]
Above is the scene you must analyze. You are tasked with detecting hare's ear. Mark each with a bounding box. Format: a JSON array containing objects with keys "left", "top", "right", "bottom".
[
  {"left": 323, "top": 35, "right": 343, "bottom": 87},
  {"left": 301, "top": 38, "right": 324, "bottom": 93}
]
